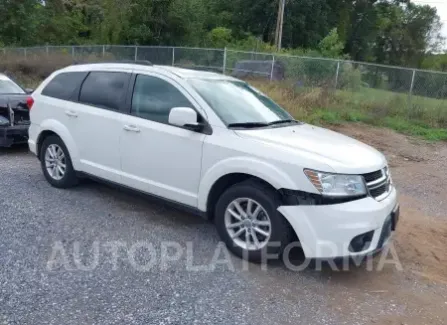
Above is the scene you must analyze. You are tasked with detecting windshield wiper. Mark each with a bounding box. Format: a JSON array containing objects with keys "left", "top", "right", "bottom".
[
  {"left": 228, "top": 119, "right": 299, "bottom": 129},
  {"left": 267, "top": 119, "right": 298, "bottom": 126},
  {"left": 227, "top": 122, "right": 269, "bottom": 128}
]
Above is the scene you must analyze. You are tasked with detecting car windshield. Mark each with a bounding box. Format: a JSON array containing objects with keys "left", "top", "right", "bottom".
[
  {"left": 188, "top": 79, "right": 293, "bottom": 126},
  {"left": 0, "top": 78, "right": 25, "bottom": 94}
]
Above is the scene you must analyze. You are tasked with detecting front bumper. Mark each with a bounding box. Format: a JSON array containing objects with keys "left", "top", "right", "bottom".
[
  {"left": 278, "top": 187, "right": 398, "bottom": 259},
  {"left": 0, "top": 125, "right": 29, "bottom": 147}
]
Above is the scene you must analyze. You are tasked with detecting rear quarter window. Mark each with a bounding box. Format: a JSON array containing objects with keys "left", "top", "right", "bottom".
[{"left": 41, "top": 72, "right": 88, "bottom": 100}]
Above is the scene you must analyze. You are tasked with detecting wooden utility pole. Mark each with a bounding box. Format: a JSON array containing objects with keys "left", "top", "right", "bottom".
[
  {"left": 274, "top": 0, "right": 286, "bottom": 51},
  {"left": 274, "top": 0, "right": 281, "bottom": 48}
]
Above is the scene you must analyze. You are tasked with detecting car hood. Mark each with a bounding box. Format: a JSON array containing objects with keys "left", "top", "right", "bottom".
[{"left": 234, "top": 123, "right": 387, "bottom": 174}]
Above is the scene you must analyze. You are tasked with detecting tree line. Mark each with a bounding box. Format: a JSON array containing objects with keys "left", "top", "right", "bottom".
[{"left": 0, "top": 0, "right": 445, "bottom": 70}]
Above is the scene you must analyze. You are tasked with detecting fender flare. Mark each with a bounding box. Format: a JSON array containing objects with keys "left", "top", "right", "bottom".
[
  {"left": 38, "top": 119, "right": 80, "bottom": 169},
  {"left": 197, "top": 156, "right": 297, "bottom": 211}
]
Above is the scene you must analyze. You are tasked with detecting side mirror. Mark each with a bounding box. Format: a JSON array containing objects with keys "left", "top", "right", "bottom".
[
  {"left": 25, "top": 88, "right": 34, "bottom": 94},
  {"left": 169, "top": 107, "right": 203, "bottom": 131}
]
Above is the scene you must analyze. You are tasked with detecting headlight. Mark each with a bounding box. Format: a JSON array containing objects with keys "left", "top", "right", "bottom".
[{"left": 304, "top": 169, "right": 366, "bottom": 197}]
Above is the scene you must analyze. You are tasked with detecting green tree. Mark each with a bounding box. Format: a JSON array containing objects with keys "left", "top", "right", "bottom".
[
  {"left": 0, "top": 0, "right": 41, "bottom": 46},
  {"left": 373, "top": 2, "right": 443, "bottom": 67},
  {"left": 422, "top": 54, "right": 447, "bottom": 72},
  {"left": 122, "top": 0, "right": 190, "bottom": 45},
  {"left": 36, "top": 0, "right": 88, "bottom": 45},
  {"left": 0, "top": 0, "right": 444, "bottom": 72},
  {"left": 318, "top": 28, "right": 344, "bottom": 58},
  {"left": 344, "top": 0, "right": 379, "bottom": 62},
  {"left": 206, "top": 27, "right": 232, "bottom": 48}
]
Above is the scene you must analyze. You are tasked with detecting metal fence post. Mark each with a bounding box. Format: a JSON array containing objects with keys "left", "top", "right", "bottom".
[
  {"left": 102, "top": 45, "right": 105, "bottom": 58},
  {"left": 334, "top": 61, "right": 341, "bottom": 89},
  {"left": 172, "top": 47, "right": 175, "bottom": 66},
  {"left": 24, "top": 48, "right": 27, "bottom": 59},
  {"left": 408, "top": 69, "right": 416, "bottom": 116},
  {"left": 134, "top": 46, "right": 138, "bottom": 61},
  {"left": 71, "top": 46, "right": 75, "bottom": 58},
  {"left": 223, "top": 47, "right": 227, "bottom": 74},
  {"left": 270, "top": 56, "right": 275, "bottom": 81}
]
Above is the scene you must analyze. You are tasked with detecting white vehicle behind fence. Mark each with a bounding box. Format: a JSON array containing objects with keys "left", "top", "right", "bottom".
[{"left": 28, "top": 62, "right": 399, "bottom": 262}]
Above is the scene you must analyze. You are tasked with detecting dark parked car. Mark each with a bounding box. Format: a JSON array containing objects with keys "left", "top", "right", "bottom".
[
  {"left": 0, "top": 74, "right": 33, "bottom": 147},
  {"left": 231, "top": 60, "right": 285, "bottom": 81}
]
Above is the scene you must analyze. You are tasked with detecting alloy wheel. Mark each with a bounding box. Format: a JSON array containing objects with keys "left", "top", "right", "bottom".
[
  {"left": 44, "top": 144, "right": 66, "bottom": 181},
  {"left": 224, "top": 198, "right": 272, "bottom": 250}
]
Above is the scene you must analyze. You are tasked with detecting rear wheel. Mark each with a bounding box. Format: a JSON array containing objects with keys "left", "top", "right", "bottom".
[
  {"left": 40, "top": 135, "right": 78, "bottom": 188},
  {"left": 214, "top": 179, "right": 293, "bottom": 262}
]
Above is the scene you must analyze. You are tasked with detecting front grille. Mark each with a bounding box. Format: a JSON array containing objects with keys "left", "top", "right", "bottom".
[
  {"left": 363, "top": 170, "right": 383, "bottom": 183},
  {"left": 362, "top": 168, "right": 391, "bottom": 201},
  {"left": 369, "top": 182, "right": 390, "bottom": 198}
]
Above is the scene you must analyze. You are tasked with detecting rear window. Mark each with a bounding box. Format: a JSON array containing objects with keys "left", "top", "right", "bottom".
[
  {"left": 42, "top": 72, "right": 88, "bottom": 100},
  {"left": 0, "top": 79, "right": 25, "bottom": 94},
  {"left": 79, "top": 72, "right": 130, "bottom": 111}
]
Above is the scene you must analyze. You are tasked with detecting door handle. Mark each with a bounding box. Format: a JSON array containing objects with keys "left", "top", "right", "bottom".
[
  {"left": 65, "top": 110, "right": 78, "bottom": 118},
  {"left": 123, "top": 125, "right": 140, "bottom": 133}
]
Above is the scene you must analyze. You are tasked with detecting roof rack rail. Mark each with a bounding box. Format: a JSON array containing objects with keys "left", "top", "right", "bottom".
[
  {"left": 72, "top": 60, "right": 153, "bottom": 66},
  {"left": 122, "top": 60, "right": 153, "bottom": 66}
]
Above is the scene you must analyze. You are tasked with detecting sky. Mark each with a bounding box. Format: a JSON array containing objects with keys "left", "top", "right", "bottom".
[{"left": 413, "top": 1, "right": 447, "bottom": 47}]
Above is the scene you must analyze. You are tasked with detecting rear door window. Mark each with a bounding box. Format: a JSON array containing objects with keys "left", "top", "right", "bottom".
[
  {"left": 41, "top": 72, "right": 88, "bottom": 100},
  {"left": 79, "top": 71, "right": 130, "bottom": 111}
]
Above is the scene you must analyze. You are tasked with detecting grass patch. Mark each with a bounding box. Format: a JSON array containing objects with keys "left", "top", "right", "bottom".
[
  {"left": 250, "top": 79, "right": 447, "bottom": 141},
  {"left": 380, "top": 117, "right": 447, "bottom": 141},
  {"left": 307, "top": 109, "right": 343, "bottom": 125}
]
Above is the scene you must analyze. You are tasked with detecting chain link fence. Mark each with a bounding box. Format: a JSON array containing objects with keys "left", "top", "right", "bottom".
[{"left": 1, "top": 45, "right": 446, "bottom": 123}]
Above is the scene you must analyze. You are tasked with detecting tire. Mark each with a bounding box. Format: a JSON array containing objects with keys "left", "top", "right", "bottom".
[
  {"left": 40, "top": 135, "right": 78, "bottom": 188},
  {"left": 214, "top": 179, "right": 294, "bottom": 262}
]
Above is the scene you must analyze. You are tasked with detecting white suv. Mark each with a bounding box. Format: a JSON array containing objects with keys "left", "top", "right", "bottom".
[{"left": 28, "top": 62, "right": 399, "bottom": 261}]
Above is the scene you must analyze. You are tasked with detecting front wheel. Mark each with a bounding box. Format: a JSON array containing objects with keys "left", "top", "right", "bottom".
[
  {"left": 40, "top": 135, "right": 78, "bottom": 188},
  {"left": 214, "top": 179, "right": 293, "bottom": 262}
]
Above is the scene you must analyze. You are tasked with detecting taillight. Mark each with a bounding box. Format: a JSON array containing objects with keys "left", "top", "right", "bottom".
[{"left": 26, "top": 96, "right": 34, "bottom": 110}]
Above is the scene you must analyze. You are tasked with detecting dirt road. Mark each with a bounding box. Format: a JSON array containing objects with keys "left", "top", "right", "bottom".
[{"left": 331, "top": 123, "right": 447, "bottom": 325}]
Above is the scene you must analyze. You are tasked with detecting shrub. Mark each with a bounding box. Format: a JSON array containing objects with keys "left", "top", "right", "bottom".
[
  {"left": 0, "top": 54, "right": 72, "bottom": 82},
  {"left": 277, "top": 56, "right": 338, "bottom": 87},
  {"left": 0, "top": 53, "right": 112, "bottom": 86},
  {"left": 338, "top": 63, "right": 362, "bottom": 91},
  {"left": 206, "top": 27, "right": 233, "bottom": 48},
  {"left": 318, "top": 28, "right": 344, "bottom": 59}
]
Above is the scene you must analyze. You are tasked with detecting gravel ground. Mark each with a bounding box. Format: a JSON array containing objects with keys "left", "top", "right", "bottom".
[
  {"left": 1, "top": 125, "right": 447, "bottom": 325},
  {"left": 1, "top": 146, "right": 340, "bottom": 325}
]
